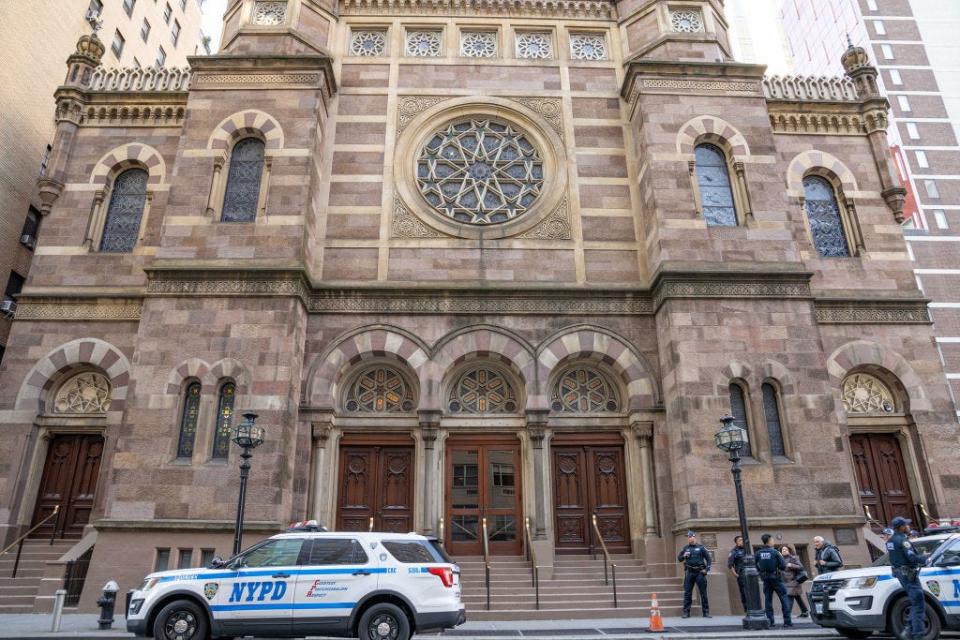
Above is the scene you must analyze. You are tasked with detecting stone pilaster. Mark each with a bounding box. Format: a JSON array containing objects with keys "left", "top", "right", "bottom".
[
  {"left": 419, "top": 410, "right": 442, "bottom": 536},
  {"left": 632, "top": 421, "right": 658, "bottom": 537},
  {"left": 309, "top": 421, "right": 332, "bottom": 524}
]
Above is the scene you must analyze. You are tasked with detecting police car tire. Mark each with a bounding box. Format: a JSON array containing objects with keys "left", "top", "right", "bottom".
[
  {"left": 152, "top": 599, "right": 209, "bottom": 640},
  {"left": 889, "top": 596, "right": 941, "bottom": 640},
  {"left": 357, "top": 602, "right": 410, "bottom": 640},
  {"left": 835, "top": 628, "right": 872, "bottom": 639}
]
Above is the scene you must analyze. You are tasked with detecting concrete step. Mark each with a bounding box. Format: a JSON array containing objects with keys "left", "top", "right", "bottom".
[
  {"left": 0, "top": 605, "right": 34, "bottom": 613},
  {"left": 466, "top": 605, "right": 684, "bottom": 620}
]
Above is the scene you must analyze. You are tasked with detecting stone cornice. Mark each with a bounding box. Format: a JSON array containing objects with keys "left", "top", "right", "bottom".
[
  {"left": 145, "top": 268, "right": 312, "bottom": 306},
  {"left": 340, "top": 0, "right": 617, "bottom": 19},
  {"left": 651, "top": 268, "right": 814, "bottom": 311},
  {"left": 815, "top": 297, "right": 931, "bottom": 325},
  {"left": 621, "top": 61, "right": 766, "bottom": 117},
  {"left": 13, "top": 297, "right": 143, "bottom": 322},
  {"left": 188, "top": 54, "right": 337, "bottom": 98}
]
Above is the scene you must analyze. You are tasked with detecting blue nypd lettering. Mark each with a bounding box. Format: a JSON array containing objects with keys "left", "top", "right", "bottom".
[
  {"left": 954, "top": 579, "right": 959, "bottom": 599},
  {"left": 228, "top": 580, "right": 288, "bottom": 602}
]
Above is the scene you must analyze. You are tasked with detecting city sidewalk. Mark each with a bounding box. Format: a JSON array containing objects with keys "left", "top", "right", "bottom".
[{"left": 0, "top": 614, "right": 840, "bottom": 639}]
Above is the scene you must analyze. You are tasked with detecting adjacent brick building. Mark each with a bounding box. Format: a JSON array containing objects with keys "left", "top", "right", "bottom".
[{"left": 0, "top": 0, "right": 957, "bottom": 619}]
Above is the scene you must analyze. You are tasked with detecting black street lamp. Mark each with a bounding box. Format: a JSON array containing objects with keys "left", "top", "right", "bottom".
[
  {"left": 714, "top": 414, "right": 770, "bottom": 631},
  {"left": 232, "top": 412, "right": 264, "bottom": 556}
]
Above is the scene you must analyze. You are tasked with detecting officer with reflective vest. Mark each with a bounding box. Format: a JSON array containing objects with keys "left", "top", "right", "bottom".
[
  {"left": 677, "top": 530, "right": 711, "bottom": 618},
  {"left": 888, "top": 516, "right": 929, "bottom": 640},
  {"left": 756, "top": 533, "right": 792, "bottom": 628}
]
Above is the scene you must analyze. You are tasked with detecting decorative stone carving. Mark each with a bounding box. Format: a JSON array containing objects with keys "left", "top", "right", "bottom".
[
  {"left": 510, "top": 97, "right": 563, "bottom": 139},
  {"left": 652, "top": 274, "right": 812, "bottom": 310},
  {"left": 460, "top": 31, "right": 498, "bottom": 57},
  {"left": 146, "top": 270, "right": 310, "bottom": 304},
  {"left": 191, "top": 73, "right": 325, "bottom": 88},
  {"left": 341, "top": 0, "right": 616, "bottom": 19},
  {"left": 405, "top": 30, "right": 443, "bottom": 57},
  {"left": 768, "top": 112, "right": 865, "bottom": 136},
  {"left": 551, "top": 367, "right": 620, "bottom": 413},
  {"left": 670, "top": 9, "right": 704, "bottom": 33},
  {"left": 54, "top": 372, "right": 111, "bottom": 414},
  {"left": 639, "top": 78, "right": 758, "bottom": 96},
  {"left": 516, "top": 32, "right": 553, "bottom": 59},
  {"left": 763, "top": 75, "right": 859, "bottom": 102},
  {"left": 350, "top": 30, "right": 387, "bottom": 57},
  {"left": 89, "top": 66, "right": 192, "bottom": 92},
  {"left": 15, "top": 300, "right": 143, "bottom": 321},
  {"left": 344, "top": 366, "right": 416, "bottom": 413},
  {"left": 392, "top": 197, "right": 444, "bottom": 238},
  {"left": 569, "top": 33, "right": 606, "bottom": 60},
  {"left": 252, "top": 1, "right": 287, "bottom": 25},
  {"left": 396, "top": 96, "right": 449, "bottom": 135},
  {"left": 815, "top": 299, "right": 930, "bottom": 324},
  {"left": 448, "top": 367, "right": 518, "bottom": 414},
  {"left": 81, "top": 104, "right": 187, "bottom": 128},
  {"left": 842, "top": 373, "right": 896, "bottom": 414},
  {"left": 518, "top": 198, "right": 571, "bottom": 239}
]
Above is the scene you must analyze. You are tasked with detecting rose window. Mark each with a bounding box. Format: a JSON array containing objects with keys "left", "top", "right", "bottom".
[
  {"left": 516, "top": 32, "right": 553, "bottom": 59},
  {"left": 54, "top": 372, "right": 111, "bottom": 413},
  {"left": 842, "top": 373, "right": 896, "bottom": 413},
  {"left": 405, "top": 31, "right": 442, "bottom": 57},
  {"left": 345, "top": 366, "right": 416, "bottom": 413},
  {"left": 460, "top": 32, "right": 497, "bottom": 58},
  {"left": 448, "top": 367, "right": 518, "bottom": 414},
  {"left": 417, "top": 119, "right": 544, "bottom": 225},
  {"left": 350, "top": 30, "right": 386, "bottom": 57},
  {"left": 670, "top": 10, "right": 705, "bottom": 33},
  {"left": 252, "top": 1, "right": 287, "bottom": 26},
  {"left": 570, "top": 34, "right": 607, "bottom": 60},
  {"left": 551, "top": 367, "right": 620, "bottom": 413}
]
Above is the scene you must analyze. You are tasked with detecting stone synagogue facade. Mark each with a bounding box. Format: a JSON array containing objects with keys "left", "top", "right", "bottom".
[{"left": 1, "top": 0, "right": 959, "bottom": 614}]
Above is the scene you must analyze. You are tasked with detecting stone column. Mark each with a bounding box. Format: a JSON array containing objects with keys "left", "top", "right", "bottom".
[
  {"left": 419, "top": 410, "right": 442, "bottom": 536},
  {"left": 526, "top": 410, "right": 550, "bottom": 539},
  {"left": 633, "top": 421, "right": 658, "bottom": 536},
  {"left": 309, "top": 422, "right": 331, "bottom": 523}
]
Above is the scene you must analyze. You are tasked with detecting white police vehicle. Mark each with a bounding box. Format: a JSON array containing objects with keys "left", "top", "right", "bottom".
[
  {"left": 809, "top": 532, "right": 960, "bottom": 640},
  {"left": 126, "top": 523, "right": 465, "bottom": 640}
]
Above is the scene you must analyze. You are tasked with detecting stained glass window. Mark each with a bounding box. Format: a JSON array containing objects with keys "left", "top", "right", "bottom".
[
  {"left": 551, "top": 367, "right": 619, "bottom": 413},
  {"left": 344, "top": 366, "right": 415, "bottom": 413},
  {"left": 729, "top": 382, "right": 752, "bottom": 458},
  {"left": 100, "top": 168, "right": 148, "bottom": 252},
  {"left": 671, "top": 10, "right": 704, "bottom": 33},
  {"left": 695, "top": 144, "right": 737, "bottom": 227},
  {"left": 211, "top": 382, "right": 235, "bottom": 459},
  {"left": 761, "top": 383, "right": 786, "bottom": 457},
  {"left": 842, "top": 373, "right": 895, "bottom": 413},
  {"left": 221, "top": 138, "right": 265, "bottom": 222},
  {"left": 448, "top": 367, "right": 518, "bottom": 414},
  {"left": 176, "top": 382, "right": 201, "bottom": 459},
  {"left": 417, "top": 119, "right": 544, "bottom": 225},
  {"left": 804, "top": 175, "right": 850, "bottom": 257},
  {"left": 405, "top": 30, "right": 442, "bottom": 57}
]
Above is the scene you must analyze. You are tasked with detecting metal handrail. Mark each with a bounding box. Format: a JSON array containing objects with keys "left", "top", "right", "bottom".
[
  {"left": 591, "top": 513, "right": 618, "bottom": 608},
  {"left": 524, "top": 517, "right": 540, "bottom": 610},
  {"left": 368, "top": 516, "right": 374, "bottom": 532},
  {"left": 863, "top": 505, "right": 882, "bottom": 528},
  {"left": 1, "top": 506, "right": 60, "bottom": 578},
  {"left": 438, "top": 517, "right": 445, "bottom": 545},
  {"left": 918, "top": 503, "right": 931, "bottom": 529},
  {"left": 481, "top": 517, "right": 491, "bottom": 611}
]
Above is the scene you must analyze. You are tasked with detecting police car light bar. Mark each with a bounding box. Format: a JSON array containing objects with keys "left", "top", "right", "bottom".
[{"left": 287, "top": 519, "right": 328, "bottom": 532}]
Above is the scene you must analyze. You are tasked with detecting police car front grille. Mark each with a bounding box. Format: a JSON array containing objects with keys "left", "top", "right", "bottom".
[{"left": 811, "top": 579, "right": 846, "bottom": 596}]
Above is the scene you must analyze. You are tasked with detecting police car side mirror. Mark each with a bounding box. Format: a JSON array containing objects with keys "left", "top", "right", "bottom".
[{"left": 208, "top": 556, "right": 225, "bottom": 568}]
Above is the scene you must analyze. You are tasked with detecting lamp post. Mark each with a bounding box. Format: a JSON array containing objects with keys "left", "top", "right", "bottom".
[
  {"left": 714, "top": 414, "right": 770, "bottom": 631},
  {"left": 232, "top": 412, "right": 264, "bottom": 556}
]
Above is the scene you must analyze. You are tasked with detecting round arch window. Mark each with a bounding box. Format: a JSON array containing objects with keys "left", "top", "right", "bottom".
[
  {"left": 447, "top": 366, "right": 519, "bottom": 414},
  {"left": 416, "top": 118, "right": 544, "bottom": 225},
  {"left": 343, "top": 365, "right": 416, "bottom": 413},
  {"left": 551, "top": 367, "right": 620, "bottom": 413}
]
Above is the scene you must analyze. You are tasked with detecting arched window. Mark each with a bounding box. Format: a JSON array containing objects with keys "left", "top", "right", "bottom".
[
  {"left": 803, "top": 175, "right": 850, "bottom": 257},
  {"left": 344, "top": 366, "right": 416, "bottom": 413},
  {"left": 761, "top": 383, "right": 786, "bottom": 457},
  {"left": 448, "top": 367, "right": 518, "bottom": 414},
  {"left": 221, "top": 138, "right": 265, "bottom": 222},
  {"left": 728, "top": 382, "right": 752, "bottom": 458},
  {"left": 551, "top": 367, "right": 620, "bottom": 413},
  {"left": 176, "top": 382, "right": 201, "bottom": 459},
  {"left": 695, "top": 144, "right": 737, "bottom": 227},
  {"left": 211, "top": 381, "right": 236, "bottom": 459},
  {"left": 100, "top": 168, "right": 148, "bottom": 252}
]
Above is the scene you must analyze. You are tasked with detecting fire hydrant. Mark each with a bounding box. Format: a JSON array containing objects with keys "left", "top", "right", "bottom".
[{"left": 96, "top": 580, "right": 119, "bottom": 630}]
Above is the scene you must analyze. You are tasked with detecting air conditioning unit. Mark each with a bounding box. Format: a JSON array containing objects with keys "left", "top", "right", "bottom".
[
  {"left": 20, "top": 234, "right": 36, "bottom": 250},
  {"left": 0, "top": 299, "right": 16, "bottom": 318}
]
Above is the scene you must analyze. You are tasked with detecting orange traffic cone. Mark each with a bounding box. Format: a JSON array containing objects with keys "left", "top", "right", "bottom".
[{"left": 647, "top": 592, "right": 665, "bottom": 633}]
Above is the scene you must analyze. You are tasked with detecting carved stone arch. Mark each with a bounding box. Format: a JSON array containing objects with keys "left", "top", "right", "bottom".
[
  {"left": 209, "top": 358, "right": 252, "bottom": 395},
  {"left": 306, "top": 325, "right": 430, "bottom": 410},
  {"left": 89, "top": 143, "right": 167, "bottom": 187},
  {"left": 676, "top": 115, "right": 751, "bottom": 157},
  {"left": 827, "top": 340, "right": 925, "bottom": 413},
  {"left": 536, "top": 325, "right": 658, "bottom": 411},
  {"left": 431, "top": 325, "right": 537, "bottom": 411},
  {"left": 15, "top": 338, "right": 131, "bottom": 414},
  {"left": 207, "top": 109, "right": 285, "bottom": 152},
  {"left": 758, "top": 360, "right": 796, "bottom": 396},
  {"left": 165, "top": 357, "right": 214, "bottom": 394},
  {"left": 786, "top": 150, "right": 859, "bottom": 199}
]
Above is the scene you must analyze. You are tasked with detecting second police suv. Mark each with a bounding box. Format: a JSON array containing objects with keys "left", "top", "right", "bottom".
[{"left": 126, "top": 522, "right": 466, "bottom": 640}]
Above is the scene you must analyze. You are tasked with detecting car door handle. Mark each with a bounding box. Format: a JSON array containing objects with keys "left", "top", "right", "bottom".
[
  {"left": 352, "top": 570, "right": 372, "bottom": 576},
  {"left": 272, "top": 573, "right": 291, "bottom": 579}
]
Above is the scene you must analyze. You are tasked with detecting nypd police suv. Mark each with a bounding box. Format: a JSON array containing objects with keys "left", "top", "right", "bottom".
[
  {"left": 126, "top": 523, "right": 466, "bottom": 640},
  {"left": 809, "top": 530, "right": 960, "bottom": 639}
]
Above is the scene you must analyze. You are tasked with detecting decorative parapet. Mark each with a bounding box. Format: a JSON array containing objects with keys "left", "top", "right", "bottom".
[
  {"left": 762, "top": 75, "right": 859, "bottom": 102},
  {"left": 341, "top": 0, "right": 616, "bottom": 19},
  {"left": 89, "top": 66, "right": 192, "bottom": 92}
]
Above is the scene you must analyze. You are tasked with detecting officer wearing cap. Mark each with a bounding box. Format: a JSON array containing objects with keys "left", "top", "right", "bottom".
[
  {"left": 756, "top": 533, "right": 791, "bottom": 628},
  {"left": 677, "top": 530, "right": 711, "bottom": 618},
  {"left": 727, "top": 535, "right": 748, "bottom": 612},
  {"left": 887, "top": 516, "right": 928, "bottom": 640}
]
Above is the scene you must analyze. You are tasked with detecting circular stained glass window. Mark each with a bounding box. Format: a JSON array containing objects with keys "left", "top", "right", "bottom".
[{"left": 416, "top": 118, "right": 544, "bottom": 225}]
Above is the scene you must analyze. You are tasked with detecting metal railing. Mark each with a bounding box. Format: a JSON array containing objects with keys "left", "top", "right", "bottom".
[
  {"left": 63, "top": 548, "right": 93, "bottom": 607},
  {"left": 437, "top": 517, "right": 444, "bottom": 545},
  {"left": 481, "top": 516, "right": 491, "bottom": 611},
  {"left": 524, "top": 517, "right": 540, "bottom": 610},
  {"left": 863, "top": 505, "right": 882, "bottom": 528},
  {"left": 369, "top": 517, "right": 375, "bottom": 532},
  {"left": 1, "top": 505, "right": 60, "bottom": 578},
  {"left": 918, "top": 503, "right": 931, "bottom": 530},
  {"left": 591, "top": 513, "right": 618, "bottom": 608}
]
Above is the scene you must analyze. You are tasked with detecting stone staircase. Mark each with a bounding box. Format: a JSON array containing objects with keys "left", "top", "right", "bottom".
[
  {"left": 455, "top": 554, "right": 686, "bottom": 620},
  {"left": 0, "top": 539, "right": 74, "bottom": 613}
]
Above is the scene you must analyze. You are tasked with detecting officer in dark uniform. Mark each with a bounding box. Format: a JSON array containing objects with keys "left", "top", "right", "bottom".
[
  {"left": 727, "top": 535, "right": 747, "bottom": 611},
  {"left": 756, "top": 533, "right": 792, "bottom": 628},
  {"left": 888, "top": 516, "right": 928, "bottom": 640},
  {"left": 677, "top": 530, "right": 711, "bottom": 618}
]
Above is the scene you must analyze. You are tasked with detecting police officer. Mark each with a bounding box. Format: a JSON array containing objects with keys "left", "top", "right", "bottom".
[
  {"left": 888, "top": 516, "right": 928, "bottom": 640},
  {"left": 756, "top": 533, "right": 792, "bottom": 628},
  {"left": 727, "top": 535, "right": 747, "bottom": 611},
  {"left": 677, "top": 530, "right": 711, "bottom": 618}
]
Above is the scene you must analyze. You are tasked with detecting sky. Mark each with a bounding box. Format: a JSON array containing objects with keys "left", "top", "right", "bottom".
[{"left": 199, "top": 0, "right": 790, "bottom": 72}]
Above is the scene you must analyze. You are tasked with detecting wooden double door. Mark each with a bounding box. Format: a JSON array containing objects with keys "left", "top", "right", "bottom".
[
  {"left": 31, "top": 434, "right": 104, "bottom": 539},
  {"left": 445, "top": 439, "right": 522, "bottom": 555},
  {"left": 553, "top": 439, "right": 630, "bottom": 554},
  {"left": 336, "top": 444, "right": 414, "bottom": 533},
  {"left": 850, "top": 433, "right": 916, "bottom": 528}
]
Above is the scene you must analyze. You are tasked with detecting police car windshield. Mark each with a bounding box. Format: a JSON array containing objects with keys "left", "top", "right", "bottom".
[{"left": 870, "top": 538, "right": 943, "bottom": 567}]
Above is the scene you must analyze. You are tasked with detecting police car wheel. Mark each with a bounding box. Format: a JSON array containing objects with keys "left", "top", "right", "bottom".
[
  {"left": 358, "top": 603, "right": 410, "bottom": 640},
  {"left": 153, "top": 599, "right": 209, "bottom": 640},
  {"left": 889, "top": 597, "right": 941, "bottom": 640},
  {"left": 835, "top": 628, "right": 872, "bottom": 639}
]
